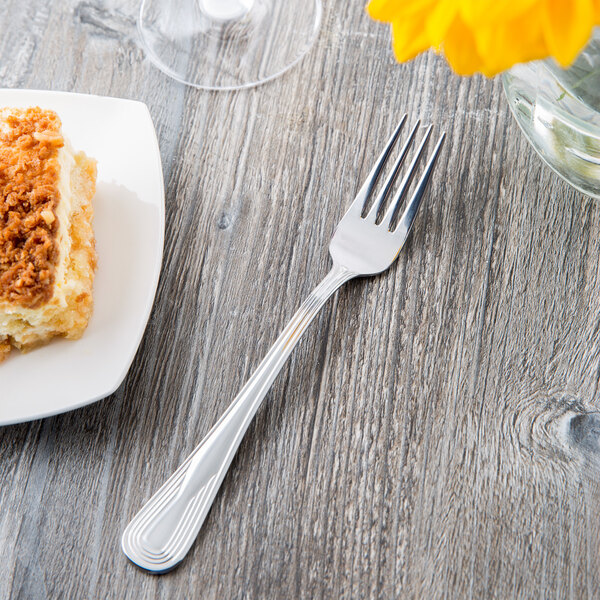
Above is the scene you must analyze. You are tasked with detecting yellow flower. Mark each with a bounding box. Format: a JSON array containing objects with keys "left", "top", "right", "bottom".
[{"left": 367, "top": 0, "right": 600, "bottom": 75}]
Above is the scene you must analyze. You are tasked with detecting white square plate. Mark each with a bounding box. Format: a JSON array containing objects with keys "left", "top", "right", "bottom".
[{"left": 0, "top": 89, "right": 164, "bottom": 425}]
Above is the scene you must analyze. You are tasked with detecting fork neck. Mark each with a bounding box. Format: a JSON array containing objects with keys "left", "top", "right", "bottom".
[{"left": 314, "top": 263, "right": 357, "bottom": 299}]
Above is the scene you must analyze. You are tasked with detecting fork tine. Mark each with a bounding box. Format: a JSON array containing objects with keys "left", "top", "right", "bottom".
[
  {"left": 364, "top": 120, "right": 420, "bottom": 222},
  {"left": 391, "top": 132, "right": 445, "bottom": 242},
  {"left": 347, "top": 115, "right": 406, "bottom": 216},
  {"left": 380, "top": 125, "right": 433, "bottom": 229}
]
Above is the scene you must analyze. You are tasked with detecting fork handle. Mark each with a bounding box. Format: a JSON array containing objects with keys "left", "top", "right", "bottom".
[{"left": 122, "top": 263, "right": 355, "bottom": 572}]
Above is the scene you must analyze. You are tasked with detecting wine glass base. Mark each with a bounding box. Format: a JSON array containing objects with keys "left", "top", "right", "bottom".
[{"left": 138, "top": 0, "right": 322, "bottom": 91}]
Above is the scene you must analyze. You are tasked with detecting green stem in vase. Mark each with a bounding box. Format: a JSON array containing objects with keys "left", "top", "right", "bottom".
[{"left": 556, "top": 66, "right": 600, "bottom": 102}]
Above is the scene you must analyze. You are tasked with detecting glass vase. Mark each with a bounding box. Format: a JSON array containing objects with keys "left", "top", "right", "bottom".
[{"left": 503, "top": 28, "right": 600, "bottom": 199}]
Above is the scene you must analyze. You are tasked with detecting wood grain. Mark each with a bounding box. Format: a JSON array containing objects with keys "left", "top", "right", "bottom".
[{"left": 1, "top": 1, "right": 600, "bottom": 598}]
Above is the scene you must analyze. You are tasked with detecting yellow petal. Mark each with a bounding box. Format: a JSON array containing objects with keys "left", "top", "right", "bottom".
[
  {"left": 366, "top": 0, "right": 600, "bottom": 76},
  {"left": 367, "top": 0, "right": 436, "bottom": 22},
  {"left": 473, "top": 8, "right": 548, "bottom": 75},
  {"left": 459, "top": 0, "right": 538, "bottom": 27},
  {"left": 542, "top": 0, "right": 595, "bottom": 66},
  {"left": 425, "top": 0, "right": 459, "bottom": 45},
  {"left": 390, "top": 15, "right": 432, "bottom": 61},
  {"left": 442, "top": 15, "right": 484, "bottom": 74}
]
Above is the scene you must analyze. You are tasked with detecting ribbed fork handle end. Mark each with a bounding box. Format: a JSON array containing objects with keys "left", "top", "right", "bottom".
[{"left": 122, "top": 263, "right": 355, "bottom": 573}]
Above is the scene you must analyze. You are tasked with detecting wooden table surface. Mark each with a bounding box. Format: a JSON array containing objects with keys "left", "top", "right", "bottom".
[{"left": 2, "top": 1, "right": 600, "bottom": 598}]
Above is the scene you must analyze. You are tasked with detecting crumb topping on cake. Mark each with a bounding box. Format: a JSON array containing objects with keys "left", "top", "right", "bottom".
[{"left": 0, "top": 107, "right": 64, "bottom": 308}]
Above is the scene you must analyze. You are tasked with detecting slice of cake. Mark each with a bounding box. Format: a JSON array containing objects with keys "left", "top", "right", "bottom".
[{"left": 0, "top": 107, "right": 97, "bottom": 361}]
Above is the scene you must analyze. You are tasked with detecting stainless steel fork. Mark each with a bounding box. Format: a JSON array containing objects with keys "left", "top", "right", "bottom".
[{"left": 122, "top": 117, "right": 445, "bottom": 573}]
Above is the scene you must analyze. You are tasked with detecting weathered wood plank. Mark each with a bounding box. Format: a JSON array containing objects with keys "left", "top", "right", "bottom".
[{"left": 1, "top": 0, "right": 599, "bottom": 598}]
